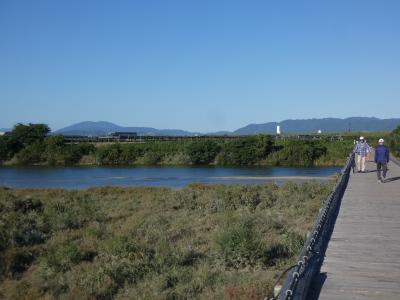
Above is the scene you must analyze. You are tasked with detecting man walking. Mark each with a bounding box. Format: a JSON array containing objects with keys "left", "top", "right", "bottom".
[
  {"left": 354, "top": 136, "right": 370, "bottom": 172},
  {"left": 375, "top": 138, "right": 389, "bottom": 183}
]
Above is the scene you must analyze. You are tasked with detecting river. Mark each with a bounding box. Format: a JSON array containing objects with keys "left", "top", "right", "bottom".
[{"left": 0, "top": 165, "right": 341, "bottom": 189}]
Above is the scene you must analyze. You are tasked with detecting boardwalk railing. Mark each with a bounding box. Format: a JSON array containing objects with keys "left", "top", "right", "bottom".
[{"left": 275, "top": 152, "right": 355, "bottom": 300}]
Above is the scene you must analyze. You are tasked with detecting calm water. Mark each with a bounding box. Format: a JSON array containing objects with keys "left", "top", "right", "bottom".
[{"left": 0, "top": 166, "right": 341, "bottom": 189}]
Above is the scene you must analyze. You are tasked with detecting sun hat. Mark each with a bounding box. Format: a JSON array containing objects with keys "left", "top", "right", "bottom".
[
  {"left": 378, "top": 138, "right": 384, "bottom": 143},
  {"left": 359, "top": 136, "right": 364, "bottom": 140}
]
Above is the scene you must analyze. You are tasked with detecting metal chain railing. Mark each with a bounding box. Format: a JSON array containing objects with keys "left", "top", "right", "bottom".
[{"left": 267, "top": 152, "right": 354, "bottom": 300}]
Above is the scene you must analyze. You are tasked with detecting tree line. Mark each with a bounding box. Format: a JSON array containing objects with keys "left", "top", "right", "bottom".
[{"left": 0, "top": 123, "right": 364, "bottom": 167}]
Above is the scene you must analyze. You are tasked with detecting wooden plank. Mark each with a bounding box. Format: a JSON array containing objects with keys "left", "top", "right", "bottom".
[{"left": 316, "top": 156, "right": 400, "bottom": 299}]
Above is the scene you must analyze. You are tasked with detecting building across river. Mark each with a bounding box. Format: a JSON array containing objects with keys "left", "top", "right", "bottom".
[
  {"left": 110, "top": 132, "right": 137, "bottom": 139},
  {"left": 61, "top": 133, "right": 347, "bottom": 143}
]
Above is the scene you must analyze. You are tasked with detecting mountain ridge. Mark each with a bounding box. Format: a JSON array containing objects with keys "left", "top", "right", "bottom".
[
  {"left": 52, "top": 117, "right": 400, "bottom": 136},
  {"left": 234, "top": 117, "right": 400, "bottom": 134},
  {"left": 55, "top": 121, "right": 200, "bottom": 136}
]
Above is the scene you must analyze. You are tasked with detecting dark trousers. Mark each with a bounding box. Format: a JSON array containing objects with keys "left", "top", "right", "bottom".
[{"left": 376, "top": 162, "right": 388, "bottom": 180}]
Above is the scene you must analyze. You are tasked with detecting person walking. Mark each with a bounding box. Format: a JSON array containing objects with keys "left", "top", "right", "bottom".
[
  {"left": 375, "top": 138, "right": 389, "bottom": 183},
  {"left": 354, "top": 136, "right": 369, "bottom": 172},
  {"left": 365, "top": 139, "right": 372, "bottom": 161}
]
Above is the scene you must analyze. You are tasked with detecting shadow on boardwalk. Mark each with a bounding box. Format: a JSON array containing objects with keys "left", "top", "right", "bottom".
[
  {"left": 358, "top": 169, "right": 376, "bottom": 173},
  {"left": 308, "top": 273, "right": 327, "bottom": 300},
  {"left": 384, "top": 176, "right": 400, "bottom": 183},
  {"left": 306, "top": 172, "right": 350, "bottom": 300}
]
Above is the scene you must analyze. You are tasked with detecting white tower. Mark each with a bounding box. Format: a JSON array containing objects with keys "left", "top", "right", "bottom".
[{"left": 276, "top": 125, "right": 281, "bottom": 135}]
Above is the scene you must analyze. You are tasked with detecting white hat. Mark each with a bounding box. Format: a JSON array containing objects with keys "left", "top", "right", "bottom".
[
  {"left": 359, "top": 136, "right": 364, "bottom": 140},
  {"left": 378, "top": 138, "right": 384, "bottom": 143}
]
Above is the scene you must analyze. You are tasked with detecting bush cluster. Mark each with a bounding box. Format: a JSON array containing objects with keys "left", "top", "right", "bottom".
[{"left": 93, "top": 137, "right": 351, "bottom": 167}]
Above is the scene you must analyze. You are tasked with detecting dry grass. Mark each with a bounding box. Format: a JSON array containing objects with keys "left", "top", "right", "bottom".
[{"left": 0, "top": 182, "right": 332, "bottom": 299}]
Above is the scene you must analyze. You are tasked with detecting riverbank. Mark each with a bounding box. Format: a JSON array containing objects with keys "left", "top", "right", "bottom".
[
  {"left": 1, "top": 129, "right": 354, "bottom": 167},
  {"left": 0, "top": 182, "right": 332, "bottom": 299}
]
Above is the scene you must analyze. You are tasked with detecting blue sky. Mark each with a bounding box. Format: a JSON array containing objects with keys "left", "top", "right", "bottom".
[{"left": 1, "top": 0, "right": 400, "bottom": 132}]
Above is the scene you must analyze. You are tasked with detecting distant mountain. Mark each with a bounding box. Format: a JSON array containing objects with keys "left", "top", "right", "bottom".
[
  {"left": 54, "top": 117, "right": 400, "bottom": 137},
  {"left": 234, "top": 117, "right": 400, "bottom": 134},
  {"left": 55, "top": 121, "right": 199, "bottom": 136},
  {"left": 55, "top": 121, "right": 120, "bottom": 136},
  {"left": 0, "top": 128, "right": 11, "bottom": 132}
]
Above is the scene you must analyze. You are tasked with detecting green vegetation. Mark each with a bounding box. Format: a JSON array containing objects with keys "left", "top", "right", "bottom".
[
  {"left": 0, "top": 182, "right": 332, "bottom": 299},
  {"left": 388, "top": 126, "right": 400, "bottom": 158},
  {"left": 262, "top": 140, "right": 347, "bottom": 167},
  {"left": 217, "top": 136, "right": 274, "bottom": 165},
  {"left": 93, "top": 138, "right": 352, "bottom": 167},
  {"left": 0, "top": 124, "right": 95, "bottom": 166},
  {"left": 0, "top": 123, "right": 355, "bottom": 167}
]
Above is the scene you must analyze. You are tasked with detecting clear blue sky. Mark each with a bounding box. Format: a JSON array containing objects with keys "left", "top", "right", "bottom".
[{"left": 1, "top": 0, "right": 400, "bottom": 132}]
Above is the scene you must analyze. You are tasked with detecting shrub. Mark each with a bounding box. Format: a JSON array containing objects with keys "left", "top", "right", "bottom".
[
  {"left": 119, "top": 145, "right": 142, "bottom": 164},
  {"left": 98, "top": 236, "right": 155, "bottom": 286},
  {"left": 96, "top": 144, "right": 123, "bottom": 165},
  {"left": 263, "top": 231, "right": 305, "bottom": 266},
  {"left": 4, "top": 247, "right": 35, "bottom": 277},
  {"left": 137, "top": 151, "right": 162, "bottom": 165},
  {"left": 0, "top": 196, "right": 48, "bottom": 249},
  {"left": 217, "top": 136, "right": 273, "bottom": 165},
  {"left": 44, "top": 136, "right": 96, "bottom": 165},
  {"left": 15, "top": 142, "right": 46, "bottom": 164},
  {"left": 42, "top": 240, "right": 82, "bottom": 273},
  {"left": 44, "top": 193, "right": 102, "bottom": 231},
  {"left": 215, "top": 215, "right": 264, "bottom": 268},
  {"left": 63, "top": 261, "right": 119, "bottom": 299},
  {"left": 263, "top": 140, "right": 331, "bottom": 166},
  {"left": 185, "top": 141, "right": 220, "bottom": 164},
  {"left": 0, "top": 194, "right": 49, "bottom": 279},
  {"left": 161, "top": 152, "right": 191, "bottom": 165}
]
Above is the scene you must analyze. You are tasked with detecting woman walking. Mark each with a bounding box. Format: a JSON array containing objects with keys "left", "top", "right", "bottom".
[{"left": 354, "top": 136, "right": 370, "bottom": 172}]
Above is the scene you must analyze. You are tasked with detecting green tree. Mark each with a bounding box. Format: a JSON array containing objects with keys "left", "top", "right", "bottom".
[
  {"left": 0, "top": 137, "right": 11, "bottom": 162},
  {"left": 8, "top": 123, "right": 50, "bottom": 155}
]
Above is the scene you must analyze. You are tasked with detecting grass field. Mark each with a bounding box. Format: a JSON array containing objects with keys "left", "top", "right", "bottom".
[{"left": 0, "top": 182, "right": 333, "bottom": 299}]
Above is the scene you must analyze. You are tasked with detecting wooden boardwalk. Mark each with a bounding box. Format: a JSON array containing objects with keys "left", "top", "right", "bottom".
[{"left": 316, "top": 157, "right": 400, "bottom": 299}]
